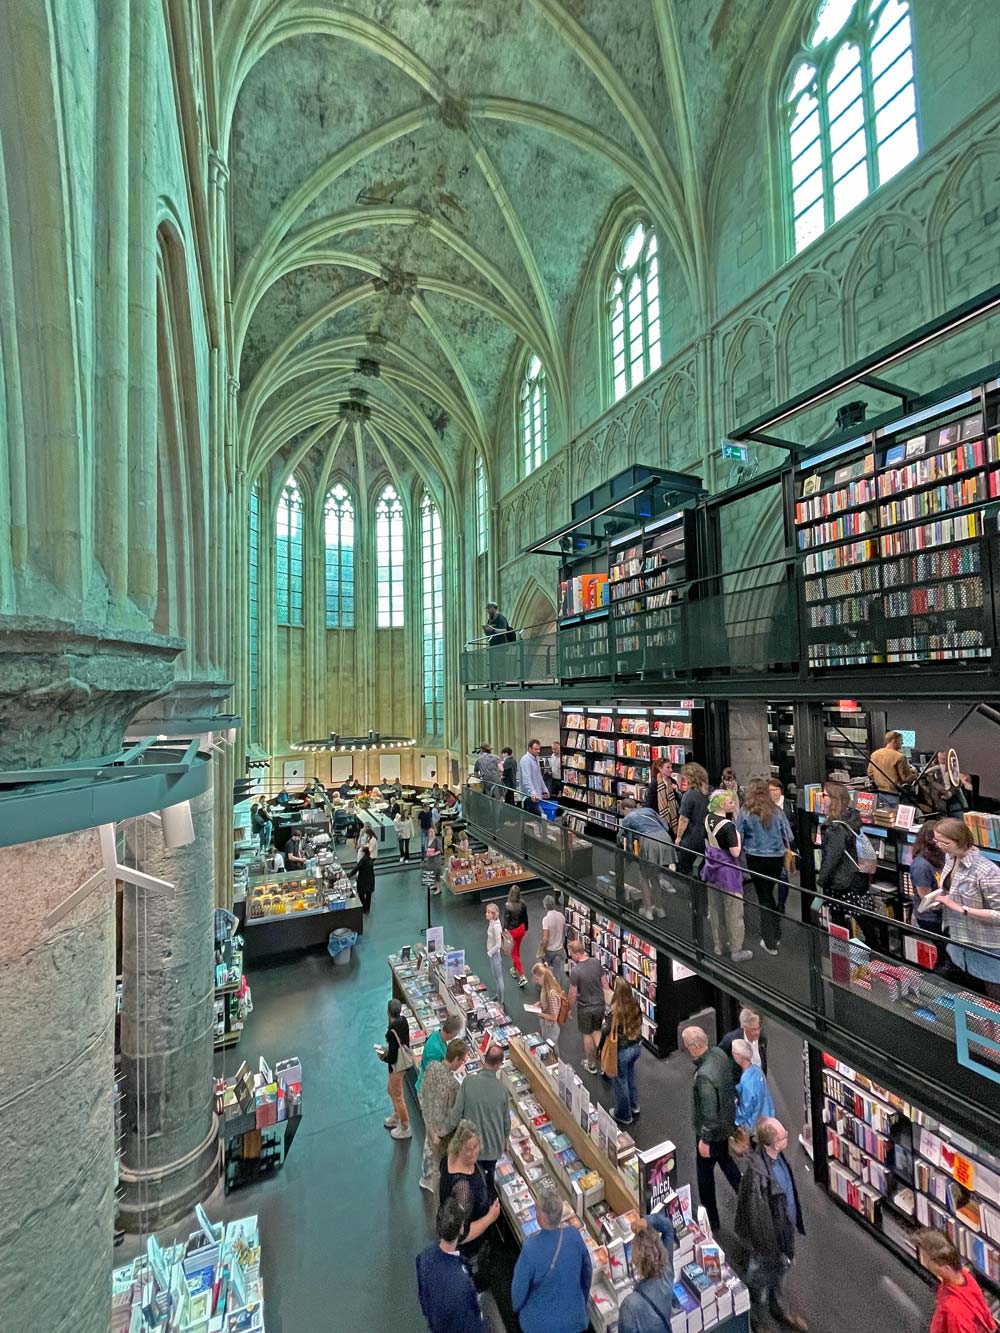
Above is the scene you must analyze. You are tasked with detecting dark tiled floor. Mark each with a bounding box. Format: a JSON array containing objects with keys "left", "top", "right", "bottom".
[{"left": 125, "top": 864, "right": 934, "bottom": 1331}]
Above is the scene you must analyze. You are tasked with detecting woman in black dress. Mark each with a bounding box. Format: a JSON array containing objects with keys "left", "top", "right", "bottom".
[
  {"left": 439, "top": 1119, "right": 500, "bottom": 1285},
  {"left": 349, "top": 844, "right": 375, "bottom": 914}
]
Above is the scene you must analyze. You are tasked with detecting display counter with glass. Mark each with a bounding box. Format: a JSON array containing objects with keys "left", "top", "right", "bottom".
[
  {"left": 242, "top": 866, "right": 363, "bottom": 960},
  {"left": 357, "top": 805, "right": 399, "bottom": 857}
]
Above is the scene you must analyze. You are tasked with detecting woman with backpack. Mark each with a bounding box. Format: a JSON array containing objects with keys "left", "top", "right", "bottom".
[
  {"left": 701, "top": 789, "right": 753, "bottom": 963},
  {"left": 817, "top": 782, "right": 882, "bottom": 950}
]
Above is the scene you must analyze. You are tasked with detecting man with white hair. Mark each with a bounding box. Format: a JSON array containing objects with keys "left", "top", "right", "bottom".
[
  {"left": 539, "top": 894, "right": 567, "bottom": 972},
  {"left": 721, "top": 1007, "right": 768, "bottom": 1076},
  {"left": 732, "top": 1038, "right": 776, "bottom": 1136},
  {"left": 681, "top": 1025, "right": 740, "bottom": 1232},
  {"left": 734, "top": 1117, "right": 808, "bottom": 1331},
  {"left": 512, "top": 1184, "right": 592, "bottom": 1333}
]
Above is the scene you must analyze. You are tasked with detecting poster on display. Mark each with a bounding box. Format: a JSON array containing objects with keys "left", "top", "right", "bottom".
[
  {"left": 379, "top": 754, "right": 401, "bottom": 782},
  {"left": 571, "top": 1080, "right": 590, "bottom": 1132},
  {"left": 425, "top": 926, "right": 444, "bottom": 958},
  {"left": 330, "top": 755, "right": 353, "bottom": 783},
  {"left": 283, "top": 759, "right": 305, "bottom": 786},
  {"left": 595, "top": 1104, "right": 618, "bottom": 1160},
  {"left": 638, "top": 1138, "right": 677, "bottom": 1214},
  {"left": 420, "top": 753, "right": 438, "bottom": 783},
  {"left": 444, "top": 949, "right": 466, "bottom": 981},
  {"left": 557, "top": 1060, "right": 575, "bottom": 1114}
]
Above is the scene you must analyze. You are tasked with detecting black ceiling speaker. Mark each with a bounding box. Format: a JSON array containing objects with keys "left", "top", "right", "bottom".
[{"left": 835, "top": 400, "right": 868, "bottom": 430}]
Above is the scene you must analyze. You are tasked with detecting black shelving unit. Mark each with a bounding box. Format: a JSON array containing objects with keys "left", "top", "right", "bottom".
[
  {"left": 794, "top": 387, "right": 1000, "bottom": 669},
  {"left": 608, "top": 508, "right": 698, "bottom": 677},
  {"left": 565, "top": 893, "right": 710, "bottom": 1057},
  {"left": 767, "top": 702, "right": 796, "bottom": 789}
]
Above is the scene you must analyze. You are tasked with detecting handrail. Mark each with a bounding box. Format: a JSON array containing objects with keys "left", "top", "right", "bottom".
[{"left": 462, "top": 785, "right": 1000, "bottom": 1148}]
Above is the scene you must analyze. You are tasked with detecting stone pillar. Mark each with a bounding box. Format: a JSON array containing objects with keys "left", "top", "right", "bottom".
[
  {"left": 0, "top": 827, "right": 115, "bottom": 1333},
  {"left": 0, "top": 618, "right": 180, "bottom": 1331},
  {"left": 728, "top": 699, "right": 772, "bottom": 784},
  {"left": 118, "top": 780, "right": 220, "bottom": 1229}
]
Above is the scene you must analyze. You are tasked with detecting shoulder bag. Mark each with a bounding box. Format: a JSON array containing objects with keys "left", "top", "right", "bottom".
[
  {"left": 600, "top": 1015, "right": 619, "bottom": 1078},
  {"left": 834, "top": 820, "right": 878, "bottom": 875},
  {"left": 556, "top": 990, "right": 572, "bottom": 1026},
  {"left": 501, "top": 928, "right": 515, "bottom": 955},
  {"left": 528, "top": 1226, "right": 565, "bottom": 1297}
]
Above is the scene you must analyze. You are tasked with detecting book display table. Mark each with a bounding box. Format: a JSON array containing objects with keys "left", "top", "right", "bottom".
[
  {"left": 217, "top": 1057, "right": 303, "bottom": 1196},
  {"left": 498, "top": 1036, "right": 751, "bottom": 1332},
  {"left": 443, "top": 848, "right": 536, "bottom": 897}
]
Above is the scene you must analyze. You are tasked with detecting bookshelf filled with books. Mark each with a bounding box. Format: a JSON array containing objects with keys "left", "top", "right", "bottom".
[
  {"left": 794, "top": 389, "right": 1000, "bottom": 669},
  {"left": 608, "top": 511, "right": 694, "bottom": 677},
  {"left": 767, "top": 702, "right": 796, "bottom": 790},
  {"left": 814, "top": 1047, "right": 1000, "bottom": 1298},
  {"left": 560, "top": 704, "right": 696, "bottom": 834},
  {"left": 822, "top": 700, "right": 876, "bottom": 789},
  {"left": 565, "top": 894, "right": 706, "bottom": 1057}
]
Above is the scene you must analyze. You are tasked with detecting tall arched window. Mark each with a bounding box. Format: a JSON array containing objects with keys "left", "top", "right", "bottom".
[
  {"left": 421, "top": 493, "right": 444, "bottom": 737},
  {"left": 275, "top": 476, "right": 304, "bottom": 627},
  {"left": 375, "top": 484, "right": 405, "bottom": 627},
  {"left": 248, "top": 482, "right": 259, "bottom": 740},
  {"left": 324, "top": 483, "right": 355, "bottom": 628},
  {"left": 607, "top": 220, "right": 661, "bottom": 402},
  {"left": 475, "top": 454, "right": 488, "bottom": 556},
  {"left": 783, "top": 0, "right": 918, "bottom": 254},
  {"left": 520, "top": 355, "right": 547, "bottom": 477}
]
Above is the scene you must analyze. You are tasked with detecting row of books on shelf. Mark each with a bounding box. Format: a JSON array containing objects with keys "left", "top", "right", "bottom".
[
  {"left": 881, "top": 436, "right": 999, "bottom": 496},
  {"left": 563, "top": 713, "right": 693, "bottom": 738},
  {"left": 561, "top": 574, "right": 610, "bottom": 617},
  {"left": 806, "top": 578, "right": 984, "bottom": 625},
  {"left": 797, "top": 413, "right": 986, "bottom": 499}
]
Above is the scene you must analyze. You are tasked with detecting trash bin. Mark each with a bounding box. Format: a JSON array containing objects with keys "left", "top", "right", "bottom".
[
  {"left": 328, "top": 928, "right": 358, "bottom": 966},
  {"left": 538, "top": 799, "right": 558, "bottom": 821}
]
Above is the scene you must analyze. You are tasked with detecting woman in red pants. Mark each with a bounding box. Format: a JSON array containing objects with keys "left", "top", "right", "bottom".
[{"left": 503, "top": 886, "right": 529, "bottom": 988}]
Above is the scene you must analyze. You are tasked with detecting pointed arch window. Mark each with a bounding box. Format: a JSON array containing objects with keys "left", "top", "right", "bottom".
[
  {"left": 324, "top": 483, "right": 355, "bottom": 628},
  {"left": 521, "top": 355, "right": 547, "bottom": 477},
  {"left": 783, "top": 0, "right": 918, "bottom": 254},
  {"left": 248, "top": 482, "right": 260, "bottom": 740},
  {"left": 475, "top": 454, "right": 488, "bottom": 556},
  {"left": 607, "top": 220, "right": 661, "bottom": 402},
  {"left": 421, "top": 492, "right": 444, "bottom": 737},
  {"left": 275, "top": 476, "right": 304, "bottom": 627},
  {"left": 375, "top": 484, "right": 405, "bottom": 627}
]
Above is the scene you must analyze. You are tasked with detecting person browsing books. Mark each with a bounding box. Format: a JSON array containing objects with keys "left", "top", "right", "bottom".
[
  {"left": 734, "top": 1118, "right": 808, "bottom": 1331},
  {"left": 442, "top": 1043, "right": 511, "bottom": 1198},
  {"left": 933, "top": 817, "right": 1000, "bottom": 1000},
  {"left": 539, "top": 895, "right": 567, "bottom": 973},
  {"left": 438, "top": 1121, "right": 500, "bottom": 1286},
  {"left": 417, "top": 1012, "right": 464, "bottom": 1093},
  {"left": 511, "top": 1184, "right": 592, "bottom": 1333},
  {"left": 868, "top": 730, "right": 918, "bottom": 794},
  {"left": 415, "top": 1197, "right": 486, "bottom": 1333},
  {"left": 379, "top": 998, "right": 412, "bottom": 1140},
  {"left": 721, "top": 1007, "right": 769, "bottom": 1076},
  {"left": 681, "top": 1026, "right": 740, "bottom": 1233},
  {"left": 732, "top": 1039, "right": 776, "bottom": 1137},
  {"left": 530, "top": 962, "right": 564, "bottom": 1052},
  {"left": 617, "top": 1223, "right": 675, "bottom": 1333},
  {"left": 418, "top": 1039, "right": 468, "bottom": 1194},
  {"left": 917, "top": 1227, "right": 997, "bottom": 1333},
  {"left": 566, "top": 938, "right": 607, "bottom": 1074}
]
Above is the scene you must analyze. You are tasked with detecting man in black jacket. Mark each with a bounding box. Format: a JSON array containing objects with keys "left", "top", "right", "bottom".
[
  {"left": 721, "top": 1007, "right": 768, "bottom": 1078},
  {"left": 734, "top": 1118, "right": 808, "bottom": 1331},
  {"left": 500, "top": 747, "right": 517, "bottom": 804},
  {"left": 682, "top": 1026, "right": 741, "bottom": 1231}
]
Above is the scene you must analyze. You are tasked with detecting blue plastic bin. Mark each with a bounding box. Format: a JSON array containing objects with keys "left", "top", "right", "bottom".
[
  {"left": 538, "top": 799, "right": 558, "bottom": 821},
  {"left": 328, "top": 927, "right": 358, "bottom": 966}
]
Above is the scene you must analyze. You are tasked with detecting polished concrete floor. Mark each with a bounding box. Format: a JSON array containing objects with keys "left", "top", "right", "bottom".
[{"left": 135, "top": 864, "right": 935, "bottom": 1331}]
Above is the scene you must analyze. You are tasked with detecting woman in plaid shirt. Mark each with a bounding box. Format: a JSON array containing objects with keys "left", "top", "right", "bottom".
[{"left": 934, "top": 818, "right": 1000, "bottom": 1000}]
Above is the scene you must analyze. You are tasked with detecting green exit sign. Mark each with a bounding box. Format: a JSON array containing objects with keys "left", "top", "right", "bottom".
[{"left": 722, "top": 440, "right": 749, "bottom": 461}]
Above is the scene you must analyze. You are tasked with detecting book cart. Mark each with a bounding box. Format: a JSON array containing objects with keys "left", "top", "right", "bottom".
[
  {"left": 809, "top": 1044, "right": 1000, "bottom": 1302},
  {"left": 216, "top": 1058, "right": 303, "bottom": 1195},
  {"left": 565, "top": 894, "right": 713, "bottom": 1057},
  {"left": 560, "top": 703, "right": 697, "bottom": 835},
  {"left": 499, "top": 1035, "right": 751, "bottom": 1332},
  {"left": 792, "top": 380, "right": 1000, "bottom": 670},
  {"left": 214, "top": 936, "right": 245, "bottom": 1051}
]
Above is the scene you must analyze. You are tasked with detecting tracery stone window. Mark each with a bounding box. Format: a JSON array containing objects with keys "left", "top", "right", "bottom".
[
  {"left": 783, "top": 0, "right": 918, "bottom": 254},
  {"left": 421, "top": 493, "right": 444, "bottom": 737},
  {"left": 275, "top": 476, "right": 304, "bottom": 627},
  {"left": 248, "top": 482, "right": 259, "bottom": 737},
  {"left": 323, "top": 483, "right": 355, "bottom": 628},
  {"left": 521, "top": 354, "right": 547, "bottom": 477},
  {"left": 375, "top": 484, "right": 405, "bottom": 628},
  {"left": 607, "top": 220, "right": 661, "bottom": 402}
]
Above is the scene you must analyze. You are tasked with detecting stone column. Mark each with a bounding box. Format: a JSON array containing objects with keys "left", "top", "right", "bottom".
[
  {"left": 0, "top": 827, "right": 115, "bottom": 1333},
  {"left": 728, "top": 699, "right": 772, "bottom": 783},
  {"left": 0, "top": 618, "right": 180, "bottom": 1332},
  {"left": 118, "top": 684, "right": 231, "bottom": 1228}
]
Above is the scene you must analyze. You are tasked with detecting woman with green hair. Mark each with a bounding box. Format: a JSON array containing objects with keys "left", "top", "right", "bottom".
[{"left": 701, "top": 788, "right": 753, "bottom": 962}]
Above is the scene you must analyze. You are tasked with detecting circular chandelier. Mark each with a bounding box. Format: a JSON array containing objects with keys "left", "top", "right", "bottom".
[{"left": 289, "top": 729, "right": 417, "bottom": 754}]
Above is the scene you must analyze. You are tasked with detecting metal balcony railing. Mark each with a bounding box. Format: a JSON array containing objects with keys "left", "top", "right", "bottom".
[{"left": 462, "top": 786, "right": 1000, "bottom": 1147}]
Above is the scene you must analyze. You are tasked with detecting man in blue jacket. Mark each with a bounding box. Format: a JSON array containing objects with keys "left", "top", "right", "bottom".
[
  {"left": 416, "top": 1198, "right": 485, "bottom": 1332},
  {"left": 512, "top": 1185, "right": 592, "bottom": 1333}
]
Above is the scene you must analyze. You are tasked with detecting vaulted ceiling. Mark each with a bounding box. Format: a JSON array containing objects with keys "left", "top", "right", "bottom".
[{"left": 219, "top": 0, "right": 784, "bottom": 503}]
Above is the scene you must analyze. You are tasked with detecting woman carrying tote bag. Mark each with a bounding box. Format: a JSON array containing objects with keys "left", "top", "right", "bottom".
[{"left": 378, "top": 998, "right": 414, "bottom": 1140}]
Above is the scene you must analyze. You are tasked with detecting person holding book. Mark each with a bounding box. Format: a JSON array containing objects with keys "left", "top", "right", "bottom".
[
  {"left": 530, "top": 962, "right": 564, "bottom": 1051},
  {"left": 916, "top": 1227, "right": 997, "bottom": 1333},
  {"left": 415, "top": 1197, "right": 486, "bottom": 1333},
  {"left": 734, "top": 1118, "right": 808, "bottom": 1332},
  {"left": 933, "top": 817, "right": 1000, "bottom": 1000},
  {"left": 616, "top": 1224, "right": 675, "bottom": 1333},
  {"left": 910, "top": 820, "right": 946, "bottom": 936},
  {"left": 417, "top": 1013, "right": 465, "bottom": 1093},
  {"left": 681, "top": 1025, "right": 740, "bottom": 1233},
  {"left": 511, "top": 1184, "right": 592, "bottom": 1333},
  {"left": 418, "top": 1039, "right": 468, "bottom": 1193},
  {"left": 439, "top": 1120, "right": 501, "bottom": 1285}
]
